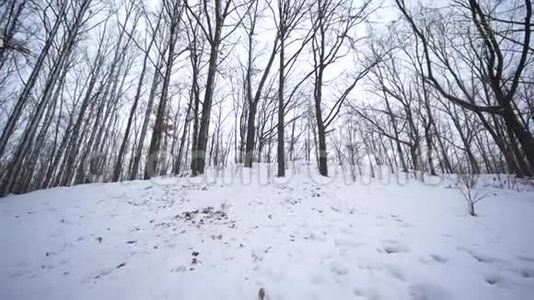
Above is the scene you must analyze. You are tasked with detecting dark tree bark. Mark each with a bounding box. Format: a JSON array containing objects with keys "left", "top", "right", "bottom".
[
  {"left": 187, "top": 0, "right": 246, "bottom": 175},
  {"left": 144, "top": 0, "right": 184, "bottom": 179},
  {"left": 113, "top": 11, "right": 161, "bottom": 182},
  {"left": 395, "top": 0, "right": 534, "bottom": 174},
  {"left": 0, "top": 1, "right": 67, "bottom": 159},
  {"left": 1, "top": 0, "right": 91, "bottom": 195}
]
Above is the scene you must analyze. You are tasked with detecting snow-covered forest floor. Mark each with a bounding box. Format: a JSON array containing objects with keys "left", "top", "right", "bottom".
[{"left": 1, "top": 164, "right": 534, "bottom": 299}]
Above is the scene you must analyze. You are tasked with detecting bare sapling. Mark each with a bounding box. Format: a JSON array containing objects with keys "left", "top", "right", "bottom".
[{"left": 458, "top": 173, "right": 487, "bottom": 216}]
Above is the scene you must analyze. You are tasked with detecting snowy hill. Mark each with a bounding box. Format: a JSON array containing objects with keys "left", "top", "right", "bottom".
[{"left": 1, "top": 165, "right": 534, "bottom": 299}]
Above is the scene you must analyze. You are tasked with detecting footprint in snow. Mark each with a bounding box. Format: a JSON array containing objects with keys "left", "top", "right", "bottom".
[
  {"left": 519, "top": 268, "right": 534, "bottom": 279},
  {"left": 170, "top": 266, "right": 187, "bottom": 273},
  {"left": 430, "top": 254, "right": 448, "bottom": 263},
  {"left": 409, "top": 283, "right": 451, "bottom": 300},
  {"left": 330, "top": 261, "right": 349, "bottom": 276},
  {"left": 389, "top": 214, "right": 404, "bottom": 223},
  {"left": 468, "top": 251, "right": 502, "bottom": 264},
  {"left": 339, "top": 227, "right": 356, "bottom": 235},
  {"left": 517, "top": 255, "right": 534, "bottom": 263},
  {"left": 352, "top": 287, "right": 382, "bottom": 299},
  {"left": 91, "top": 262, "right": 126, "bottom": 282},
  {"left": 485, "top": 275, "right": 500, "bottom": 285},
  {"left": 378, "top": 241, "right": 410, "bottom": 254},
  {"left": 385, "top": 264, "right": 406, "bottom": 281},
  {"left": 334, "top": 238, "right": 363, "bottom": 248}
]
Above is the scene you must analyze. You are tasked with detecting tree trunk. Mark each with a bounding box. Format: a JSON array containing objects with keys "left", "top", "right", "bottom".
[
  {"left": 144, "top": 12, "right": 181, "bottom": 179},
  {"left": 193, "top": 35, "right": 221, "bottom": 175},
  {"left": 0, "top": 2, "right": 66, "bottom": 159},
  {"left": 112, "top": 28, "right": 157, "bottom": 181},
  {"left": 130, "top": 58, "right": 162, "bottom": 180},
  {"left": 1, "top": 0, "right": 89, "bottom": 195},
  {"left": 277, "top": 26, "right": 285, "bottom": 177}
]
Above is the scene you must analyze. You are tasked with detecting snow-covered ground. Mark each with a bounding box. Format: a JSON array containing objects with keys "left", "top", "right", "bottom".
[{"left": 1, "top": 164, "right": 534, "bottom": 299}]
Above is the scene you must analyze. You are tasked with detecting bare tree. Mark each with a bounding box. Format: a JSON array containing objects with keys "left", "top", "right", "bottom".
[
  {"left": 113, "top": 0, "right": 162, "bottom": 182},
  {"left": 1, "top": 0, "right": 93, "bottom": 195},
  {"left": 186, "top": 0, "right": 250, "bottom": 175},
  {"left": 242, "top": 0, "right": 279, "bottom": 168},
  {"left": 395, "top": 0, "right": 534, "bottom": 175},
  {"left": 0, "top": 0, "right": 67, "bottom": 159},
  {"left": 310, "top": 0, "right": 374, "bottom": 176},
  {"left": 144, "top": 0, "right": 185, "bottom": 179}
]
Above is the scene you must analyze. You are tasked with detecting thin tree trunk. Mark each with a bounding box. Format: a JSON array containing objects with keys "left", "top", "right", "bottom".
[{"left": 0, "top": 2, "right": 66, "bottom": 159}]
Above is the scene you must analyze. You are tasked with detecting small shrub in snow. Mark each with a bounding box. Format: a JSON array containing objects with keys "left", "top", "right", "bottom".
[{"left": 458, "top": 173, "right": 487, "bottom": 216}]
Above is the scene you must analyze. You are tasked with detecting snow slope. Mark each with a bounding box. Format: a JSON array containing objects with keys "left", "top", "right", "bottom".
[{"left": 1, "top": 164, "right": 534, "bottom": 299}]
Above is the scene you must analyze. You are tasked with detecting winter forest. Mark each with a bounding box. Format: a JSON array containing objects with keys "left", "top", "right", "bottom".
[
  {"left": 0, "top": 0, "right": 531, "bottom": 193},
  {"left": 1, "top": 0, "right": 534, "bottom": 299}
]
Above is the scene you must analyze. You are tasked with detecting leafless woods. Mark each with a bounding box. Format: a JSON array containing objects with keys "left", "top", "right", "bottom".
[{"left": 0, "top": 0, "right": 532, "bottom": 194}]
